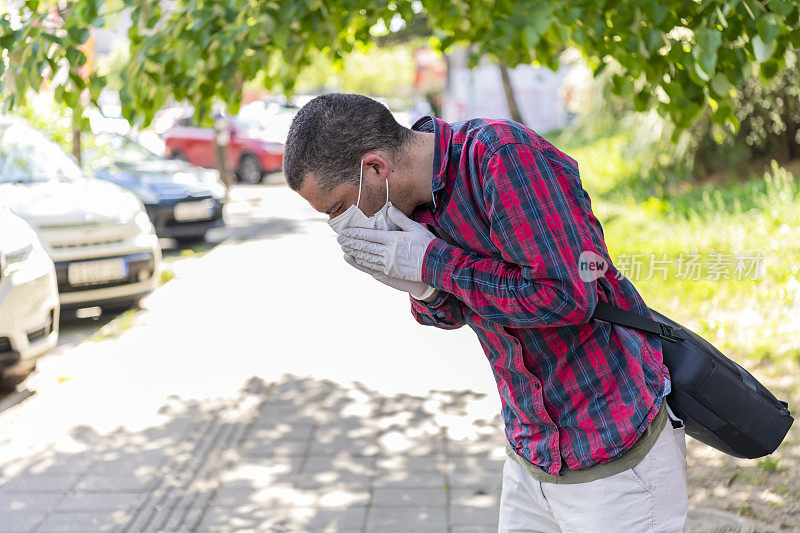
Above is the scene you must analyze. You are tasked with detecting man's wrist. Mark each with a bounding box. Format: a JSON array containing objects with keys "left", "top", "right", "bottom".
[{"left": 413, "top": 286, "right": 440, "bottom": 303}]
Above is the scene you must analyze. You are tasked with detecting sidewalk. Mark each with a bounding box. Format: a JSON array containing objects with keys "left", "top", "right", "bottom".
[
  {"left": 1, "top": 374, "right": 773, "bottom": 533},
  {"left": 0, "top": 375, "right": 507, "bottom": 532}
]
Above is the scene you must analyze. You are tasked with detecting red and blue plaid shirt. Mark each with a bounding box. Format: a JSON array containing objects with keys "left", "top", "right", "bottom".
[{"left": 408, "top": 115, "right": 670, "bottom": 477}]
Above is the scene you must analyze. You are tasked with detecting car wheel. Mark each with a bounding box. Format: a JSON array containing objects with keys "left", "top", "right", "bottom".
[
  {"left": 171, "top": 151, "right": 188, "bottom": 162},
  {"left": 0, "top": 364, "right": 36, "bottom": 393},
  {"left": 101, "top": 297, "right": 144, "bottom": 315},
  {"left": 237, "top": 154, "right": 263, "bottom": 184},
  {"left": 174, "top": 234, "right": 206, "bottom": 247}
]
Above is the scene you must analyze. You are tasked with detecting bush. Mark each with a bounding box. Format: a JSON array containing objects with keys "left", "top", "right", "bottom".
[{"left": 565, "top": 48, "right": 800, "bottom": 191}]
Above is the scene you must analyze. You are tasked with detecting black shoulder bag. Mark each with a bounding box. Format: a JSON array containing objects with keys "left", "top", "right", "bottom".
[{"left": 592, "top": 301, "right": 794, "bottom": 459}]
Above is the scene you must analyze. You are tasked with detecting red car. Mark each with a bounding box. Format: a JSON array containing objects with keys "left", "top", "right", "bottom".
[{"left": 162, "top": 113, "right": 284, "bottom": 184}]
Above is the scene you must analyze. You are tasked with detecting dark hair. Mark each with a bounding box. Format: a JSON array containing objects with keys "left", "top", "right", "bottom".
[{"left": 283, "top": 93, "right": 415, "bottom": 194}]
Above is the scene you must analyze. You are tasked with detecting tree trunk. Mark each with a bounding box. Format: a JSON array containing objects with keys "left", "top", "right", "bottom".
[
  {"left": 72, "top": 106, "right": 82, "bottom": 166},
  {"left": 213, "top": 122, "right": 232, "bottom": 202},
  {"left": 499, "top": 63, "right": 524, "bottom": 125}
]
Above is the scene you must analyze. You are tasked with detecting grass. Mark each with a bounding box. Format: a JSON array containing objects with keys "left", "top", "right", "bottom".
[
  {"left": 758, "top": 457, "right": 781, "bottom": 473},
  {"left": 545, "top": 126, "right": 800, "bottom": 368},
  {"left": 159, "top": 266, "right": 176, "bottom": 285},
  {"left": 88, "top": 309, "right": 140, "bottom": 342}
]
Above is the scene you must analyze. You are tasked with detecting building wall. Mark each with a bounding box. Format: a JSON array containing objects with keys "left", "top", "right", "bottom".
[{"left": 442, "top": 48, "right": 572, "bottom": 133}]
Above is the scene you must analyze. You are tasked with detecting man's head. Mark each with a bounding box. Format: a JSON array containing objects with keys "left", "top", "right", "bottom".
[{"left": 283, "top": 93, "right": 431, "bottom": 220}]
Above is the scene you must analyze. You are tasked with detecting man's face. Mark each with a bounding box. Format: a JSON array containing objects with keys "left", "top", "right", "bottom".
[{"left": 298, "top": 161, "right": 389, "bottom": 221}]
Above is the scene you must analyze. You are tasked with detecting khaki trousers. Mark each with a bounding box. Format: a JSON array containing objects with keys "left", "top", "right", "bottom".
[{"left": 498, "top": 400, "right": 688, "bottom": 533}]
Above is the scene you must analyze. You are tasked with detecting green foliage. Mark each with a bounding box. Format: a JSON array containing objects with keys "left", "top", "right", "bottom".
[
  {"left": 615, "top": 47, "right": 800, "bottom": 188},
  {"left": 548, "top": 125, "right": 800, "bottom": 366},
  {"left": 2, "top": 0, "right": 800, "bottom": 132},
  {"left": 0, "top": 0, "right": 117, "bottom": 128},
  {"left": 10, "top": 91, "right": 74, "bottom": 154},
  {"left": 259, "top": 40, "right": 418, "bottom": 98}
]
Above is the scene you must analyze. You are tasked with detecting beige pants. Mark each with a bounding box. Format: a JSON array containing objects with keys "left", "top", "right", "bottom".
[{"left": 498, "top": 403, "right": 688, "bottom": 532}]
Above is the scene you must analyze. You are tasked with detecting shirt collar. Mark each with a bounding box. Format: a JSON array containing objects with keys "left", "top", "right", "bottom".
[{"left": 411, "top": 115, "right": 452, "bottom": 209}]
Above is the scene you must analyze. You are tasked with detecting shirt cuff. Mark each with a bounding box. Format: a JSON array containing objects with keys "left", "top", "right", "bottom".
[
  {"left": 412, "top": 288, "right": 448, "bottom": 308},
  {"left": 421, "top": 238, "right": 463, "bottom": 293}
]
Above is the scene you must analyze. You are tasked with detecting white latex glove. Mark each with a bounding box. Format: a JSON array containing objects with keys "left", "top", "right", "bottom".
[
  {"left": 337, "top": 204, "right": 437, "bottom": 282},
  {"left": 342, "top": 253, "right": 437, "bottom": 300}
]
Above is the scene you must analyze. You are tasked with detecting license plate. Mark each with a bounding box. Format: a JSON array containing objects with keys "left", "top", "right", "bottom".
[
  {"left": 67, "top": 258, "right": 128, "bottom": 286},
  {"left": 174, "top": 199, "right": 215, "bottom": 221}
]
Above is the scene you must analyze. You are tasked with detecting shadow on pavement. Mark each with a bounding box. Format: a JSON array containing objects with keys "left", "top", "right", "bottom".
[{"left": 0, "top": 375, "right": 506, "bottom": 532}]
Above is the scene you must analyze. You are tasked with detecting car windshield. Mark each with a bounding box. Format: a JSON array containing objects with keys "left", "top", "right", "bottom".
[
  {"left": 83, "top": 132, "right": 163, "bottom": 170},
  {"left": 0, "top": 119, "right": 84, "bottom": 183}
]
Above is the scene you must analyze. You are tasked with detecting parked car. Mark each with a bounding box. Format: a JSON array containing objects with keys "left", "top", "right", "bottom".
[
  {"left": 0, "top": 115, "right": 161, "bottom": 315},
  {"left": 0, "top": 208, "right": 59, "bottom": 391},
  {"left": 83, "top": 132, "right": 226, "bottom": 243},
  {"left": 161, "top": 110, "right": 284, "bottom": 184}
]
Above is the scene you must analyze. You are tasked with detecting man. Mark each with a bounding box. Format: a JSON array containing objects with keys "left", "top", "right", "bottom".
[{"left": 283, "top": 93, "right": 688, "bottom": 532}]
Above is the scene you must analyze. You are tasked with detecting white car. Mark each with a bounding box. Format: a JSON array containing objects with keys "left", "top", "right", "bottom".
[
  {"left": 0, "top": 115, "right": 161, "bottom": 315},
  {"left": 0, "top": 208, "right": 59, "bottom": 390}
]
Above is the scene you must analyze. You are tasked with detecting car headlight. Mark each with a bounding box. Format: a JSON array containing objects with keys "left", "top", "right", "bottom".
[
  {"left": 209, "top": 181, "right": 226, "bottom": 199},
  {"left": 134, "top": 210, "right": 155, "bottom": 233},
  {"left": 4, "top": 243, "right": 33, "bottom": 265}
]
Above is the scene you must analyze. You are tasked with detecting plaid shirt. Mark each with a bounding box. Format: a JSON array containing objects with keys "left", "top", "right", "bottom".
[{"left": 408, "top": 115, "right": 670, "bottom": 477}]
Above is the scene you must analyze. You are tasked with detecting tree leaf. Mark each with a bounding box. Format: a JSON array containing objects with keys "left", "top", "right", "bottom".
[
  {"left": 757, "top": 15, "right": 781, "bottom": 46},
  {"left": 766, "top": 0, "right": 795, "bottom": 17},
  {"left": 752, "top": 35, "right": 777, "bottom": 63}
]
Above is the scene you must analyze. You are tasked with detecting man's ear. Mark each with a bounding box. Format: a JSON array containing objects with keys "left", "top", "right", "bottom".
[{"left": 361, "top": 152, "right": 391, "bottom": 180}]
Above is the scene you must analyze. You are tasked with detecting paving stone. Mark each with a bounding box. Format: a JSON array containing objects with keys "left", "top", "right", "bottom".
[
  {"left": 233, "top": 454, "right": 305, "bottom": 477},
  {"left": 16, "top": 457, "right": 95, "bottom": 477},
  {"left": 249, "top": 419, "right": 315, "bottom": 438},
  {"left": 83, "top": 460, "right": 161, "bottom": 477},
  {"left": 0, "top": 493, "right": 62, "bottom": 513},
  {"left": 218, "top": 462, "right": 296, "bottom": 490},
  {"left": 211, "top": 484, "right": 317, "bottom": 509},
  {"left": 307, "top": 439, "right": 379, "bottom": 457},
  {"left": 371, "top": 488, "right": 447, "bottom": 507},
  {"left": 447, "top": 470, "right": 503, "bottom": 491},
  {"left": 450, "top": 526, "right": 498, "bottom": 533},
  {"left": 314, "top": 425, "right": 379, "bottom": 443},
  {"left": 445, "top": 455, "right": 505, "bottom": 476},
  {"left": 178, "top": 504, "right": 208, "bottom": 531},
  {"left": 450, "top": 488, "right": 500, "bottom": 509},
  {"left": 375, "top": 456, "right": 448, "bottom": 473},
  {"left": 448, "top": 437, "right": 507, "bottom": 456},
  {"left": 73, "top": 474, "right": 154, "bottom": 492},
  {"left": 296, "top": 470, "right": 372, "bottom": 490},
  {"left": 239, "top": 439, "right": 308, "bottom": 458},
  {"left": 0, "top": 511, "right": 45, "bottom": 533},
  {"left": 372, "top": 470, "right": 447, "bottom": 490},
  {"left": 302, "top": 455, "right": 376, "bottom": 477},
  {"left": 284, "top": 506, "right": 367, "bottom": 532},
  {"left": 53, "top": 492, "right": 141, "bottom": 512},
  {"left": 34, "top": 511, "right": 132, "bottom": 532},
  {"left": 195, "top": 505, "right": 288, "bottom": 531},
  {"left": 449, "top": 504, "right": 501, "bottom": 526},
  {"left": 313, "top": 486, "right": 370, "bottom": 509},
  {"left": 0, "top": 474, "right": 79, "bottom": 494},
  {"left": 364, "top": 505, "right": 447, "bottom": 531},
  {"left": 376, "top": 432, "right": 445, "bottom": 458}
]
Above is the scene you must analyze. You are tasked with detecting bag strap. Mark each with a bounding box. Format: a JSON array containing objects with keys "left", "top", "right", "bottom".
[{"left": 592, "top": 301, "right": 685, "bottom": 343}]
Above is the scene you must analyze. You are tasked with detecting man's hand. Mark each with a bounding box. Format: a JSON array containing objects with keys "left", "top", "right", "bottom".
[
  {"left": 337, "top": 204, "right": 437, "bottom": 282},
  {"left": 342, "top": 253, "right": 438, "bottom": 301}
]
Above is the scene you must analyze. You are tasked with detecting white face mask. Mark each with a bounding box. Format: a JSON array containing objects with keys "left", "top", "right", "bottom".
[{"left": 327, "top": 158, "right": 401, "bottom": 234}]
